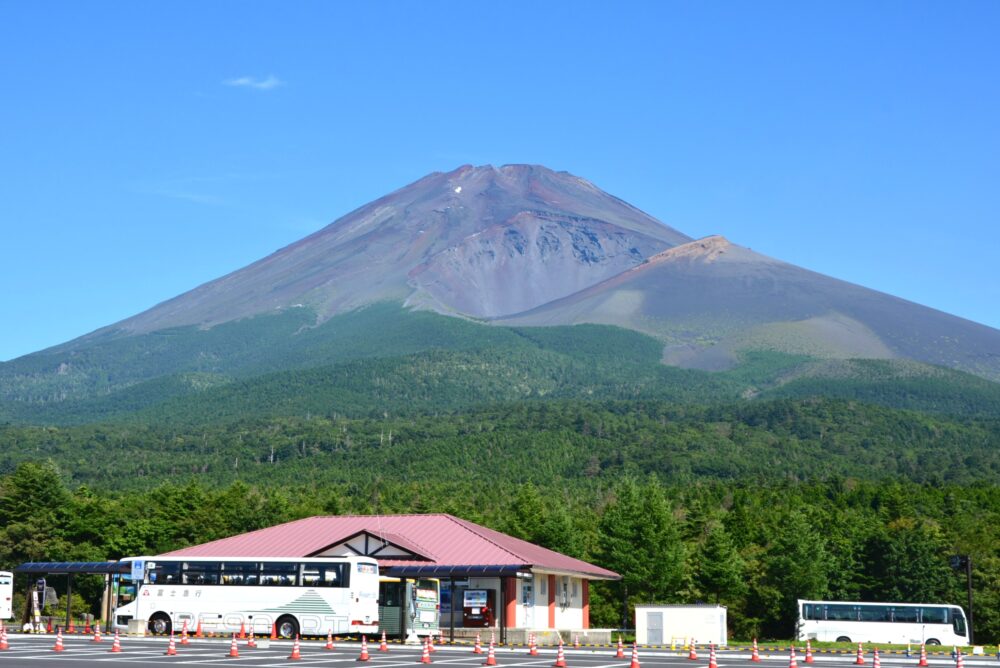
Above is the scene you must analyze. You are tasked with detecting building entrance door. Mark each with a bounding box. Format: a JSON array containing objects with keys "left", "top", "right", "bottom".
[{"left": 647, "top": 611, "right": 663, "bottom": 644}]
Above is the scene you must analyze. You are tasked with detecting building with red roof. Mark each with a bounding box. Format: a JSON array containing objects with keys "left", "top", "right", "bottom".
[{"left": 162, "top": 513, "right": 619, "bottom": 640}]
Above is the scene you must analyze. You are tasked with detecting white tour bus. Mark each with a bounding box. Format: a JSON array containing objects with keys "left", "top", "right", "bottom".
[
  {"left": 114, "top": 556, "right": 380, "bottom": 639},
  {"left": 798, "top": 599, "right": 969, "bottom": 646},
  {"left": 0, "top": 571, "right": 13, "bottom": 620}
]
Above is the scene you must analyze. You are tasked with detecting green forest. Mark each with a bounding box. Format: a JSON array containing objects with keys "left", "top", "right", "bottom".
[{"left": 2, "top": 397, "right": 998, "bottom": 642}]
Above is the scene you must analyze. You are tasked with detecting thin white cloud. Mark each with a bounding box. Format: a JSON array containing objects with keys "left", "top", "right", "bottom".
[{"left": 223, "top": 75, "right": 283, "bottom": 90}]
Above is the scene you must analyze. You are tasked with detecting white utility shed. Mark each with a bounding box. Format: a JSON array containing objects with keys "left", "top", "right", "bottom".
[{"left": 635, "top": 604, "right": 727, "bottom": 646}]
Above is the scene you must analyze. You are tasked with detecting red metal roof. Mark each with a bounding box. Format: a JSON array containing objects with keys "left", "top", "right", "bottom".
[{"left": 161, "top": 514, "right": 619, "bottom": 580}]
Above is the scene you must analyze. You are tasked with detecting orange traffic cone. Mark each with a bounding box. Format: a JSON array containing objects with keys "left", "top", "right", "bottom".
[
  {"left": 47, "top": 618, "right": 53, "bottom": 634},
  {"left": 288, "top": 635, "right": 302, "bottom": 661},
  {"left": 0, "top": 623, "right": 9, "bottom": 650},
  {"left": 955, "top": 649, "right": 964, "bottom": 668},
  {"left": 855, "top": 643, "right": 865, "bottom": 665},
  {"left": 358, "top": 634, "right": 371, "bottom": 662},
  {"left": 92, "top": 624, "right": 103, "bottom": 643},
  {"left": 379, "top": 631, "right": 388, "bottom": 652},
  {"left": 554, "top": 640, "right": 568, "bottom": 668},
  {"left": 484, "top": 641, "right": 498, "bottom": 666},
  {"left": 689, "top": 642, "right": 699, "bottom": 661},
  {"left": 68, "top": 619, "right": 76, "bottom": 634},
  {"left": 165, "top": 631, "right": 178, "bottom": 656},
  {"left": 805, "top": 640, "right": 814, "bottom": 664},
  {"left": 195, "top": 619, "right": 204, "bottom": 638},
  {"left": 474, "top": 632, "right": 483, "bottom": 654},
  {"left": 228, "top": 633, "right": 240, "bottom": 658},
  {"left": 788, "top": 645, "right": 798, "bottom": 668},
  {"left": 873, "top": 648, "right": 881, "bottom": 668},
  {"left": 709, "top": 644, "right": 719, "bottom": 668},
  {"left": 491, "top": 631, "right": 496, "bottom": 647},
  {"left": 271, "top": 622, "right": 278, "bottom": 640},
  {"left": 630, "top": 643, "right": 641, "bottom": 668},
  {"left": 326, "top": 632, "right": 336, "bottom": 650},
  {"left": 53, "top": 629, "right": 66, "bottom": 652},
  {"left": 110, "top": 631, "right": 122, "bottom": 653},
  {"left": 429, "top": 633, "right": 437, "bottom": 652},
  {"left": 238, "top": 620, "right": 246, "bottom": 640},
  {"left": 574, "top": 635, "right": 580, "bottom": 649},
  {"left": 420, "top": 636, "right": 433, "bottom": 664},
  {"left": 84, "top": 619, "right": 91, "bottom": 635},
  {"left": 918, "top": 644, "right": 929, "bottom": 667},
  {"left": 615, "top": 635, "right": 625, "bottom": 659},
  {"left": 247, "top": 631, "right": 257, "bottom": 649},
  {"left": 528, "top": 633, "right": 539, "bottom": 656},
  {"left": 751, "top": 638, "right": 761, "bottom": 663},
  {"left": 180, "top": 621, "right": 190, "bottom": 645}
]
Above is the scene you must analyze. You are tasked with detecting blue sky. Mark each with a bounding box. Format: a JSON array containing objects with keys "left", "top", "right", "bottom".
[{"left": 2, "top": 1, "right": 998, "bottom": 362}]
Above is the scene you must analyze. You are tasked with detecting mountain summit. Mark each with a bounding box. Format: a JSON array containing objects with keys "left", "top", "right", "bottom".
[
  {"left": 3, "top": 164, "right": 1000, "bottom": 424},
  {"left": 107, "top": 164, "right": 690, "bottom": 335}
]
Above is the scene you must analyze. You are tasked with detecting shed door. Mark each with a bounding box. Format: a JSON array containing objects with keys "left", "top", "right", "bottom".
[{"left": 647, "top": 611, "right": 663, "bottom": 645}]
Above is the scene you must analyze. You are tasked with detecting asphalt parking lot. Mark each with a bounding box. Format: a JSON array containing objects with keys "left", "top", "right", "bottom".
[{"left": 0, "top": 636, "right": 995, "bottom": 668}]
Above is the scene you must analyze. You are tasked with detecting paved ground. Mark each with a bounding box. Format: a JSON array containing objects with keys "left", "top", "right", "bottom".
[{"left": 0, "top": 636, "right": 995, "bottom": 668}]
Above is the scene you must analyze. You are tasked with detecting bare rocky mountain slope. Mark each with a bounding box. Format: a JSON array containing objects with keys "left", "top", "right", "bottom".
[
  {"left": 6, "top": 163, "right": 1000, "bottom": 390},
  {"left": 100, "top": 164, "right": 689, "bottom": 335}
]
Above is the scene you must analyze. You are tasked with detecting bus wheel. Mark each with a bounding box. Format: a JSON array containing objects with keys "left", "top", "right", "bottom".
[
  {"left": 148, "top": 612, "right": 172, "bottom": 636},
  {"left": 836, "top": 637, "right": 851, "bottom": 643},
  {"left": 276, "top": 615, "right": 299, "bottom": 640},
  {"left": 926, "top": 639, "right": 940, "bottom": 645}
]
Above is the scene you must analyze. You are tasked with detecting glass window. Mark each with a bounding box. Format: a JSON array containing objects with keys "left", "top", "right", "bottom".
[
  {"left": 221, "top": 562, "right": 259, "bottom": 586},
  {"left": 182, "top": 562, "right": 220, "bottom": 585},
  {"left": 150, "top": 562, "right": 182, "bottom": 585},
  {"left": 301, "top": 563, "right": 347, "bottom": 588},
  {"left": 921, "top": 607, "right": 949, "bottom": 624},
  {"left": 953, "top": 613, "right": 966, "bottom": 636},
  {"left": 260, "top": 562, "right": 298, "bottom": 586},
  {"left": 802, "top": 603, "right": 821, "bottom": 620},
  {"left": 892, "top": 607, "right": 919, "bottom": 623},
  {"left": 859, "top": 605, "right": 890, "bottom": 622},
  {"left": 826, "top": 604, "right": 858, "bottom": 621}
]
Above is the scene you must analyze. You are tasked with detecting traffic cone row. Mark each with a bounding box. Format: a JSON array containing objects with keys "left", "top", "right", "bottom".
[
  {"left": 855, "top": 643, "right": 866, "bottom": 665},
  {"left": 165, "top": 631, "right": 178, "bottom": 656},
  {"left": 420, "top": 636, "right": 433, "bottom": 664},
  {"left": 53, "top": 628, "right": 66, "bottom": 652},
  {"left": 918, "top": 643, "right": 929, "bottom": 667},
  {"left": 0, "top": 623, "right": 8, "bottom": 651},
  {"left": 805, "top": 640, "right": 814, "bottom": 664},
  {"left": 326, "top": 632, "right": 336, "bottom": 650},
  {"left": 228, "top": 633, "right": 240, "bottom": 658},
  {"left": 379, "top": 630, "right": 389, "bottom": 652},
  {"left": 709, "top": 644, "right": 719, "bottom": 668},
  {"left": 288, "top": 635, "right": 302, "bottom": 661},
  {"left": 615, "top": 635, "right": 625, "bottom": 659},
  {"left": 358, "top": 634, "right": 371, "bottom": 662},
  {"left": 630, "top": 643, "right": 641, "bottom": 668},
  {"left": 751, "top": 638, "right": 761, "bottom": 663},
  {"left": 474, "top": 632, "right": 483, "bottom": 654},
  {"left": 554, "top": 640, "right": 567, "bottom": 668},
  {"left": 110, "top": 631, "right": 122, "bottom": 653},
  {"left": 484, "top": 640, "right": 498, "bottom": 666},
  {"left": 528, "top": 633, "right": 539, "bottom": 656}
]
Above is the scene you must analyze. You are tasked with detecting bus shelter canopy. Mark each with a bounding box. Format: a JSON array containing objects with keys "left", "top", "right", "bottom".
[{"left": 14, "top": 561, "right": 131, "bottom": 575}]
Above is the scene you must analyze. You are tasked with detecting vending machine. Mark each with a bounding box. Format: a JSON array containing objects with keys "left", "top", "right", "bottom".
[{"left": 462, "top": 589, "right": 495, "bottom": 628}]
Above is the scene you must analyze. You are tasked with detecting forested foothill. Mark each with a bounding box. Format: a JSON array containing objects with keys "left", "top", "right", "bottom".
[{"left": 1, "top": 397, "right": 998, "bottom": 642}]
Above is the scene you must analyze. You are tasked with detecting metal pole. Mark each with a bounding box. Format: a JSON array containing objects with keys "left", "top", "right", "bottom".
[
  {"left": 65, "top": 574, "right": 73, "bottom": 631},
  {"left": 449, "top": 577, "right": 455, "bottom": 644},
  {"left": 966, "top": 556, "right": 974, "bottom": 644}
]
